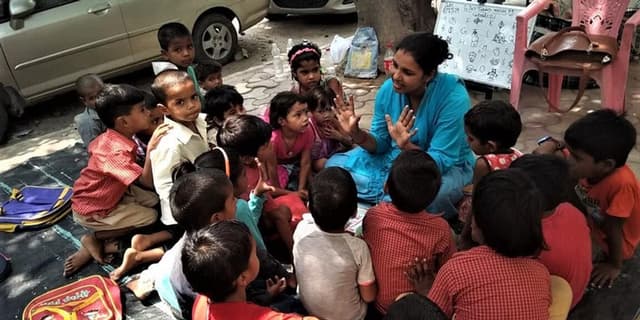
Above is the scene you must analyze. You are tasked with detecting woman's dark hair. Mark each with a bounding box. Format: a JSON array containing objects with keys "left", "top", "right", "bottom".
[
  {"left": 182, "top": 220, "right": 253, "bottom": 302},
  {"left": 95, "top": 84, "right": 145, "bottom": 128},
  {"left": 510, "top": 154, "right": 571, "bottom": 212},
  {"left": 217, "top": 114, "right": 272, "bottom": 157},
  {"left": 268, "top": 91, "right": 308, "bottom": 129},
  {"left": 472, "top": 169, "right": 546, "bottom": 258},
  {"left": 169, "top": 170, "right": 232, "bottom": 233},
  {"left": 287, "top": 40, "right": 321, "bottom": 72},
  {"left": 309, "top": 167, "right": 358, "bottom": 231},
  {"left": 464, "top": 100, "right": 522, "bottom": 149},
  {"left": 396, "top": 32, "right": 452, "bottom": 75},
  {"left": 172, "top": 147, "right": 242, "bottom": 187},
  {"left": 203, "top": 85, "right": 244, "bottom": 126},
  {"left": 306, "top": 86, "right": 336, "bottom": 113},
  {"left": 388, "top": 150, "right": 441, "bottom": 213}
]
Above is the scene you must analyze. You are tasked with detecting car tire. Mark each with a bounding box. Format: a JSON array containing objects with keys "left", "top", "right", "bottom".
[
  {"left": 0, "top": 102, "right": 8, "bottom": 144},
  {"left": 193, "top": 13, "right": 238, "bottom": 65},
  {"left": 4, "top": 86, "right": 25, "bottom": 118},
  {"left": 266, "top": 13, "right": 287, "bottom": 21}
]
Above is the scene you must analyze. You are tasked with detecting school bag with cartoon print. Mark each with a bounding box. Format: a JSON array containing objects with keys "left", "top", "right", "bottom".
[
  {"left": 0, "top": 186, "right": 72, "bottom": 232},
  {"left": 22, "top": 275, "right": 123, "bottom": 320}
]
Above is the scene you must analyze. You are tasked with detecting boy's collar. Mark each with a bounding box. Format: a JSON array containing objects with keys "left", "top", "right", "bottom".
[{"left": 163, "top": 114, "right": 207, "bottom": 144}]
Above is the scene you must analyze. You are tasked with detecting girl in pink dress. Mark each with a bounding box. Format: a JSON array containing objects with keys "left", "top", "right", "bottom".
[{"left": 268, "top": 91, "right": 314, "bottom": 201}]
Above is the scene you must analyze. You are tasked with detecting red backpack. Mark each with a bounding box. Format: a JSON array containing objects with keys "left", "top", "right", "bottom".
[{"left": 22, "top": 275, "right": 123, "bottom": 320}]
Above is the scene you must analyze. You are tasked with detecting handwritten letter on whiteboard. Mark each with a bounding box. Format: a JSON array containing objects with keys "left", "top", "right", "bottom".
[{"left": 435, "top": 0, "right": 535, "bottom": 89}]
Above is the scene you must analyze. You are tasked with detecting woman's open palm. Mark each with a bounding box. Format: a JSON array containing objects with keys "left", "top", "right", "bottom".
[
  {"left": 386, "top": 106, "right": 417, "bottom": 148},
  {"left": 333, "top": 95, "right": 360, "bottom": 136}
]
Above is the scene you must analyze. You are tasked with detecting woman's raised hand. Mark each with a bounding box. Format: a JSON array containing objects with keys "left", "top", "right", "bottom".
[
  {"left": 333, "top": 95, "right": 360, "bottom": 136},
  {"left": 385, "top": 106, "right": 417, "bottom": 149}
]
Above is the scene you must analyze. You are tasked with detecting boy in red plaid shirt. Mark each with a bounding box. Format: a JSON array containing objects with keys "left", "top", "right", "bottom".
[
  {"left": 363, "top": 150, "right": 455, "bottom": 314},
  {"left": 64, "top": 84, "right": 169, "bottom": 276}
]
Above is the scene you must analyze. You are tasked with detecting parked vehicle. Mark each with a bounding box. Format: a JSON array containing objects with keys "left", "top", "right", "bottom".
[
  {"left": 267, "top": 0, "right": 356, "bottom": 20},
  {"left": 0, "top": 0, "right": 268, "bottom": 141}
]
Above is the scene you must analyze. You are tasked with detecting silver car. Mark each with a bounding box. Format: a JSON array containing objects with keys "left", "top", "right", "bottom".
[
  {"left": 0, "top": 0, "right": 268, "bottom": 140},
  {"left": 267, "top": 0, "right": 355, "bottom": 19}
]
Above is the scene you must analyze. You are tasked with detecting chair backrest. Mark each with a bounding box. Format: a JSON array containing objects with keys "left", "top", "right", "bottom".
[{"left": 572, "top": 0, "right": 631, "bottom": 37}]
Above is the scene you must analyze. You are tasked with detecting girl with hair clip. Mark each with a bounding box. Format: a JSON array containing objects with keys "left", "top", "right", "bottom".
[{"left": 287, "top": 40, "right": 345, "bottom": 100}]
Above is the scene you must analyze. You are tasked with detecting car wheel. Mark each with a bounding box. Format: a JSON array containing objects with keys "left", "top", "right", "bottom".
[
  {"left": 193, "top": 13, "right": 238, "bottom": 65},
  {"left": 0, "top": 102, "right": 8, "bottom": 144},
  {"left": 266, "top": 13, "right": 287, "bottom": 21}
]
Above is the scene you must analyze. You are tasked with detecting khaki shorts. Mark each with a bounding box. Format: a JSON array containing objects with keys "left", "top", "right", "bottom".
[{"left": 74, "top": 185, "right": 158, "bottom": 231}]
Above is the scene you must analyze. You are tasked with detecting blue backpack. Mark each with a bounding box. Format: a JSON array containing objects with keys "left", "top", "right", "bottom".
[{"left": 0, "top": 186, "right": 72, "bottom": 232}]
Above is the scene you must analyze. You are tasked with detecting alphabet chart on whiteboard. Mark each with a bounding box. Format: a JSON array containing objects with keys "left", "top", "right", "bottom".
[{"left": 434, "top": 0, "right": 535, "bottom": 89}]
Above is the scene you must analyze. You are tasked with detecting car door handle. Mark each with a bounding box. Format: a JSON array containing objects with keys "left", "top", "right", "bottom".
[{"left": 88, "top": 3, "right": 111, "bottom": 14}]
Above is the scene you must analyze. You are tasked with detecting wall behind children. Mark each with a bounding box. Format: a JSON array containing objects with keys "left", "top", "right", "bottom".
[{"left": 434, "top": 0, "right": 535, "bottom": 89}]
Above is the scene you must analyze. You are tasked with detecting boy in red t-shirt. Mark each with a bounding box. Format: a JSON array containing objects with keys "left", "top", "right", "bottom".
[
  {"left": 511, "top": 154, "right": 592, "bottom": 308},
  {"left": 564, "top": 109, "right": 640, "bottom": 288},
  {"left": 184, "top": 220, "right": 317, "bottom": 320},
  {"left": 363, "top": 150, "right": 455, "bottom": 313},
  {"left": 65, "top": 84, "right": 168, "bottom": 276}
]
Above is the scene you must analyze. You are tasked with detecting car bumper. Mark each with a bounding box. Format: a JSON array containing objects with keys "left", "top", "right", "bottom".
[{"left": 268, "top": 0, "right": 356, "bottom": 15}]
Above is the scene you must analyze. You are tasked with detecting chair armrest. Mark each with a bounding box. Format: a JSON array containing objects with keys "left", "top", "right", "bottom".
[
  {"left": 620, "top": 9, "right": 640, "bottom": 55},
  {"left": 515, "top": 0, "right": 551, "bottom": 51}
]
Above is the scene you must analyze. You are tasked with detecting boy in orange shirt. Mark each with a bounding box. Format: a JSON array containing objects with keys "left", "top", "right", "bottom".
[{"left": 564, "top": 109, "right": 640, "bottom": 288}]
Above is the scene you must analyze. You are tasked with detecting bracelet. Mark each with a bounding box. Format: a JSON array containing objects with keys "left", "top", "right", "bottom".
[
  {"left": 353, "top": 130, "right": 367, "bottom": 145},
  {"left": 536, "top": 135, "right": 565, "bottom": 151}
]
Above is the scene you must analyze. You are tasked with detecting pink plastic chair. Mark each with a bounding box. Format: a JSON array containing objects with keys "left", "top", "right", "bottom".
[{"left": 510, "top": 0, "right": 640, "bottom": 113}]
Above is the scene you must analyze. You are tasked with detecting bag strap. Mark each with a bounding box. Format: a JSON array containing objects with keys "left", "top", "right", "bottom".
[{"left": 536, "top": 68, "right": 591, "bottom": 113}]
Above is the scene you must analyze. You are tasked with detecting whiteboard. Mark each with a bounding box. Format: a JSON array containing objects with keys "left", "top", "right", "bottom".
[{"left": 434, "top": 0, "right": 535, "bottom": 89}]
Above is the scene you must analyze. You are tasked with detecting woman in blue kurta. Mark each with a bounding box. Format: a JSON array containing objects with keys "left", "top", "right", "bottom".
[{"left": 327, "top": 32, "right": 474, "bottom": 220}]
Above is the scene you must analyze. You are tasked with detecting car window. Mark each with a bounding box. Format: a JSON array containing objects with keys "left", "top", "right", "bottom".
[
  {"left": 34, "top": 0, "right": 77, "bottom": 13},
  {"left": 0, "top": 1, "right": 8, "bottom": 23}
]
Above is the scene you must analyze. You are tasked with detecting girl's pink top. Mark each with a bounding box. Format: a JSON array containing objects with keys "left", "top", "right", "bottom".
[{"left": 271, "top": 126, "right": 314, "bottom": 164}]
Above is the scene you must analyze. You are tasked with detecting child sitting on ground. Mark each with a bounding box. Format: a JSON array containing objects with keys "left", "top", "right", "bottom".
[
  {"left": 564, "top": 109, "right": 640, "bottom": 288},
  {"left": 363, "top": 150, "right": 455, "bottom": 314},
  {"left": 268, "top": 92, "right": 313, "bottom": 199},
  {"left": 287, "top": 40, "right": 344, "bottom": 99},
  {"left": 73, "top": 74, "right": 106, "bottom": 147},
  {"left": 133, "top": 91, "right": 166, "bottom": 165},
  {"left": 511, "top": 154, "right": 592, "bottom": 309},
  {"left": 293, "top": 167, "right": 377, "bottom": 320},
  {"left": 408, "top": 169, "right": 551, "bottom": 320},
  {"left": 64, "top": 84, "right": 166, "bottom": 276},
  {"left": 195, "top": 60, "right": 223, "bottom": 93},
  {"left": 306, "top": 86, "right": 352, "bottom": 171},
  {"left": 202, "top": 84, "right": 245, "bottom": 145},
  {"left": 458, "top": 100, "right": 523, "bottom": 244},
  {"left": 184, "top": 220, "right": 316, "bottom": 320},
  {"left": 147, "top": 70, "right": 209, "bottom": 251},
  {"left": 217, "top": 114, "right": 302, "bottom": 257}
]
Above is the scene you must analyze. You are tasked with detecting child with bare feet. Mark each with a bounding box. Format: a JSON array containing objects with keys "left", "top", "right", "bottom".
[
  {"left": 129, "top": 169, "right": 236, "bottom": 318},
  {"left": 65, "top": 84, "right": 170, "bottom": 277}
]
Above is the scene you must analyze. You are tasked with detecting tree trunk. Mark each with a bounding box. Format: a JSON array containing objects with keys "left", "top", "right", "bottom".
[{"left": 355, "top": 0, "right": 437, "bottom": 70}]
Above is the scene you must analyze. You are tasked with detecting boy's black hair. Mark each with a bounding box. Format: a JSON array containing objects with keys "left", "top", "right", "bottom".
[
  {"left": 217, "top": 114, "right": 272, "bottom": 157},
  {"left": 95, "top": 84, "right": 145, "bottom": 128},
  {"left": 464, "top": 100, "right": 522, "bottom": 149},
  {"left": 173, "top": 147, "right": 243, "bottom": 188},
  {"left": 158, "top": 22, "right": 191, "bottom": 51},
  {"left": 309, "top": 167, "right": 357, "bottom": 231},
  {"left": 510, "top": 154, "right": 570, "bottom": 212},
  {"left": 203, "top": 85, "right": 244, "bottom": 125},
  {"left": 383, "top": 293, "right": 448, "bottom": 320},
  {"left": 388, "top": 150, "right": 441, "bottom": 213},
  {"left": 151, "top": 69, "right": 193, "bottom": 105},
  {"left": 195, "top": 60, "right": 223, "bottom": 82},
  {"left": 564, "top": 109, "right": 636, "bottom": 168},
  {"left": 268, "top": 91, "right": 308, "bottom": 129},
  {"left": 287, "top": 40, "right": 321, "bottom": 73},
  {"left": 396, "top": 32, "right": 452, "bottom": 75},
  {"left": 170, "top": 169, "right": 232, "bottom": 233},
  {"left": 141, "top": 90, "right": 158, "bottom": 110},
  {"left": 306, "top": 85, "right": 336, "bottom": 113},
  {"left": 75, "top": 74, "right": 104, "bottom": 96},
  {"left": 182, "top": 220, "right": 253, "bottom": 302},
  {"left": 473, "top": 169, "right": 546, "bottom": 258}
]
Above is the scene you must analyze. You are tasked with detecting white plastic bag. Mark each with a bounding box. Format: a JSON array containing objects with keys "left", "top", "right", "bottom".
[{"left": 330, "top": 35, "right": 353, "bottom": 66}]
